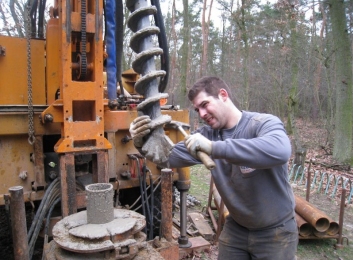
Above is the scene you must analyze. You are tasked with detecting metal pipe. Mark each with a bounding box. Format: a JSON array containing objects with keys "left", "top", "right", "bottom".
[
  {"left": 305, "top": 159, "right": 312, "bottom": 202},
  {"left": 295, "top": 195, "right": 330, "bottom": 232},
  {"left": 9, "top": 186, "right": 29, "bottom": 260},
  {"left": 160, "top": 168, "right": 173, "bottom": 242},
  {"left": 326, "top": 220, "right": 339, "bottom": 236},
  {"left": 336, "top": 188, "right": 347, "bottom": 248},
  {"left": 176, "top": 168, "right": 191, "bottom": 248},
  {"left": 295, "top": 213, "right": 312, "bottom": 237}
]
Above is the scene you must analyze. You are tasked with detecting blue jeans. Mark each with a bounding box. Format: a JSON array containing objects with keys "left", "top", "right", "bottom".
[{"left": 218, "top": 216, "right": 298, "bottom": 260}]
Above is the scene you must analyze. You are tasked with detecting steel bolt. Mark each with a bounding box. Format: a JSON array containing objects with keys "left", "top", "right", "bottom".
[
  {"left": 19, "top": 171, "right": 28, "bottom": 180},
  {"left": 49, "top": 171, "right": 57, "bottom": 180},
  {"left": 44, "top": 114, "right": 54, "bottom": 123}
]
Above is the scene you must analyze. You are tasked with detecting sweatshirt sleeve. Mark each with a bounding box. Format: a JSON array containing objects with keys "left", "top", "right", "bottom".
[
  {"left": 211, "top": 114, "right": 291, "bottom": 169},
  {"left": 168, "top": 141, "right": 201, "bottom": 168}
]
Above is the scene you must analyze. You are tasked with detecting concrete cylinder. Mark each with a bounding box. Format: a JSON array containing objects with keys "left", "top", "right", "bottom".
[{"left": 86, "top": 183, "right": 114, "bottom": 224}]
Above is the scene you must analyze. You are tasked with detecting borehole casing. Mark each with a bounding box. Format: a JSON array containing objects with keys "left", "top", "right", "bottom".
[{"left": 86, "top": 183, "right": 114, "bottom": 224}]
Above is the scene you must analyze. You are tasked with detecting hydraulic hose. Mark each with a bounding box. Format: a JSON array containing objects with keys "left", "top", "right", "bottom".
[
  {"left": 151, "top": 0, "right": 169, "bottom": 93},
  {"left": 148, "top": 169, "right": 154, "bottom": 239},
  {"left": 27, "top": 178, "right": 59, "bottom": 240},
  {"left": 29, "top": 183, "right": 60, "bottom": 258},
  {"left": 44, "top": 197, "right": 61, "bottom": 243},
  {"left": 132, "top": 155, "right": 147, "bottom": 234},
  {"left": 130, "top": 176, "right": 160, "bottom": 210},
  {"left": 142, "top": 161, "right": 152, "bottom": 239},
  {"left": 105, "top": 0, "right": 118, "bottom": 103}
]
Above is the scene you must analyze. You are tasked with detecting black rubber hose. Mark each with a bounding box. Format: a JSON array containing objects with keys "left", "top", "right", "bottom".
[
  {"left": 151, "top": 0, "right": 169, "bottom": 93},
  {"left": 29, "top": 187, "right": 60, "bottom": 258},
  {"left": 103, "top": 0, "right": 107, "bottom": 40},
  {"left": 149, "top": 169, "right": 154, "bottom": 238},
  {"left": 44, "top": 197, "right": 61, "bottom": 240},
  {"left": 142, "top": 162, "right": 152, "bottom": 239},
  {"left": 135, "top": 156, "right": 147, "bottom": 234},
  {"left": 27, "top": 178, "right": 59, "bottom": 240}
]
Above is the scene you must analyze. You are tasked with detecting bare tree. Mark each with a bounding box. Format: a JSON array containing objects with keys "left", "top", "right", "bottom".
[
  {"left": 329, "top": 0, "right": 353, "bottom": 163},
  {"left": 200, "top": 0, "right": 213, "bottom": 76}
]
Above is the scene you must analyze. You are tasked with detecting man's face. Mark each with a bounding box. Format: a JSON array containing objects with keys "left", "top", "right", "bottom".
[{"left": 192, "top": 90, "right": 227, "bottom": 129}]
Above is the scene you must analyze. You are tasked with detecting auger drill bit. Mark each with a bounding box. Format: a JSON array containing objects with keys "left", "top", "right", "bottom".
[{"left": 126, "top": 0, "right": 173, "bottom": 165}]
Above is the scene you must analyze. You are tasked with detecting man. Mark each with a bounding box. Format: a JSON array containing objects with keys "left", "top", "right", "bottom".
[{"left": 130, "top": 76, "right": 298, "bottom": 259}]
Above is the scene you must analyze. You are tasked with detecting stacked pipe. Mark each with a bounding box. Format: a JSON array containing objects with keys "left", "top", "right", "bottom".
[{"left": 295, "top": 195, "right": 339, "bottom": 238}]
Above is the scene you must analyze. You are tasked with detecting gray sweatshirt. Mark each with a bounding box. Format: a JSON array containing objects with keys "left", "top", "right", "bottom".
[{"left": 168, "top": 111, "right": 295, "bottom": 230}]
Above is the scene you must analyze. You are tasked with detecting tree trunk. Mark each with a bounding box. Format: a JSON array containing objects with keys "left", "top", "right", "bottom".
[
  {"left": 169, "top": 0, "right": 178, "bottom": 97},
  {"left": 10, "top": 0, "right": 24, "bottom": 37},
  {"left": 329, "top": 0, "right": 353, "bottom": 163},
  {"left": 239, "top": 0, "right": 249, "bottom": 110},
  {"left": 179, "top": 0, "right": 190, "bottom": 109},
  {"left": 286, "top": 1, "right": 299, "bottom": 144},
  {"left": 201, "top": 0, "right": 213, "bottom": 76}
]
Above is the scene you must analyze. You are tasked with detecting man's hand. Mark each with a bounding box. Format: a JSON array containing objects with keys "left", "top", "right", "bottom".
[
  {"left": 185, "top": 133, "right": 212, "bottom": 159},
  {"left": 129, "top": 115, "right": 152, "bottom": 148}
]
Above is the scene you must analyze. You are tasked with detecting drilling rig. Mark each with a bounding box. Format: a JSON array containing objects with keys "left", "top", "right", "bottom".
[{"left": 0, "top": 0, "right": 192, "bottom": 258}]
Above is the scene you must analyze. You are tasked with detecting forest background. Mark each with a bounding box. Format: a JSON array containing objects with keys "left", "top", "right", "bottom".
[{"left": 1, "top": 0, "right": 353, "bottom": 165}]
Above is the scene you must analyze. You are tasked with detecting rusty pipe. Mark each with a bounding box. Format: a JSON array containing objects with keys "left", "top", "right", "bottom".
[
  {"left": 295, "top": 213, "right": 312, "bottom": 237},
  {"left": 312, "top": 219, "right": 339, "bottom": 237},
  {"left": 161, "top": 168, "right": 173, "bottom": 242},
  {"left": 336, "top": 188, "right": 347, "bottom": 248},
  {"left": 9, "top": 186, "right": 29, "bottom": 260},
  {"left": 326, "top": 220, "right": 339, "bottom": 236},
  {"left": 295, "top": 195, "right": 330, "bottom": 232}
]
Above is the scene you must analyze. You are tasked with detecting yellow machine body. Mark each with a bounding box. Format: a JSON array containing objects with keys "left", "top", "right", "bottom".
[{"left": 0, "top": 0, "right": 190, "bottom": 208}]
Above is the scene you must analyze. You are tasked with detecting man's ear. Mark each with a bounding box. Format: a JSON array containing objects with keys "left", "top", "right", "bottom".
[{"left": 219, "top": 88, "right": 229, "bottom": 101}]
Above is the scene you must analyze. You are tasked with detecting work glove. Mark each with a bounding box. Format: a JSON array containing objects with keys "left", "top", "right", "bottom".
[
  {"left": 185, "top": 133, "right": 212, "bottom": 159},
  {"left": 129, "top": 115, "right": 152, "bottom": 148}
]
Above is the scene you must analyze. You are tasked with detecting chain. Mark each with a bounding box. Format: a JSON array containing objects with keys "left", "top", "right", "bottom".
[
  {"left": 81, "top": 0, "right": 87, "bottom": 79},
  {"left": 26, "top": 3, "right": 35, "bottom": 145}
]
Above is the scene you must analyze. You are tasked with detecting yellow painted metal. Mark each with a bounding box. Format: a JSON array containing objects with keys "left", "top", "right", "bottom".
[
  {"left": 46, "top": 18, "right": 61, "bottom": 105},
  {"left": 0, "top": 35, "right": 46, "bottom": 105},
  {"left": 121, "top": 68, "right": 139, "bottom": 94},
  {"left": 0, "top": 112, "right": 60, "bottom": 135},
  {"left": 0, "top": 135, "right": 36, "bottom": 203}
]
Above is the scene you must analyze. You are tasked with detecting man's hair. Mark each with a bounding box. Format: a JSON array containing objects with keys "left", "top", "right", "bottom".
[{"left": 188, "top": 76, "right": 233, "bottom": 101}]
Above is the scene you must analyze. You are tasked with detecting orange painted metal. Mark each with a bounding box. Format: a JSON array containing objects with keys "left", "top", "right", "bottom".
[{"left": 44, "top": 0, "right": 111, "bottom": 154}]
